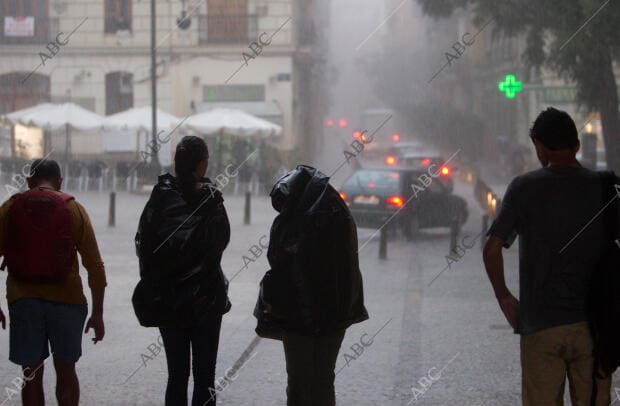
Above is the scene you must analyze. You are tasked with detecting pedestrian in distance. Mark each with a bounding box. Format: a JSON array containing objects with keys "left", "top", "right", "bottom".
[
  {"left": 0, "top": 158, "right": 106, "bottom": 406},
  {"left": 133, "top": 135, "right": 231, "bottom": 406},
  {"left": 483, "top": 107, "right": 619, "bottom": 406},
  {"left": 254, "top": 165, "right": 369, "bottom": 406}
]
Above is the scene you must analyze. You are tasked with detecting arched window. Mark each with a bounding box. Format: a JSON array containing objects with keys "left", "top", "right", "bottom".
[
  {"left": 0, "top": 72, "right": 50, "bottom": 156},
  {"left": 0, "top": 72, "right": 49, "bottom": 114}
]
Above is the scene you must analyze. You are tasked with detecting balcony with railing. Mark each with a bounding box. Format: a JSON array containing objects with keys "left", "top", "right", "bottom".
[
  {"left": 198, "top": 14, "right": 258, "bottom": 45},
  {"left": 0, "top": 16, "right": 59, "bottom": 45}
]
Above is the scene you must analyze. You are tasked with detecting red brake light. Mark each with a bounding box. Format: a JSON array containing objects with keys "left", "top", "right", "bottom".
[
  {"left": 367, "top": 182, "right": 375, "bottom": 188},
  {"left": 392, "top": 133, "right": 400, "bottom": 143},
  {"left": 326, "top": 119, "right": 334, "bottom": 127},
  {"left": 338, "top": 118, "right": 348, "bottom": 128},
  {"left": 387, "top": 196, "right": 405, "bottom": 208},
  {"left": 385, "top": 155, "right": 397, "bottom": 166},
  {"left": 353, "top": 130, "right": 361, "bottom": 139},
  {"left": 339, "top": 192, "right": 347, "bottom": 201},
  {"left": 441, "top": 166, "right": 450, "bottom": 176},
  {"left": 421, "top": 158, "right": 431, "bottom": 167}
]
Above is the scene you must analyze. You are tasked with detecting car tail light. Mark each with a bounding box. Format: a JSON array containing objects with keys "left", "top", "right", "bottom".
[
  {"left": 421, "top": 158, "right": 432, "bottom": 167},
  {"left": 392, "top": 133, "right": 400, "bottom": 143},
  {"left": 386, "top": 196, "right": 405, "bottom": 208},
  {"left": 339, "top": 192, "right": 347, "bottom": 201},
  {"left": 385, "top": 155, "right": 397, "bottom": 166},
  {"left": 353, "top": 130, "right": 361, "bottom": 139},
  {"left": 440, "top": 166, "right": 451, "bottom": 176}
]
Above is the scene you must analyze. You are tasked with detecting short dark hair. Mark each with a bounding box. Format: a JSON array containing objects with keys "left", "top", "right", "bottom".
[
  {"left": 530, "top": 107, "right": 579, "bottom": 151},
  {"left": 29, "top": 158, "right": 61, "bottom": 181},
  {"left": 174, "top": 136, "right": 209, "bottom": 199}
]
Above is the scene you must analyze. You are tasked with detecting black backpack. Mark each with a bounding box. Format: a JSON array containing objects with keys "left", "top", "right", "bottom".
[{"left": 588, "top": 171, "right": 620, "bottom": 380}]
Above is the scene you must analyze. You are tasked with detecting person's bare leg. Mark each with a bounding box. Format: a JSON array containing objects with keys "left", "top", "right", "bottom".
[
  {"left": 22, "top": 363, "right": 45, "bottom": 406},
  {"left": 53, "top": 357, "right": 79, "bottom": 406}
]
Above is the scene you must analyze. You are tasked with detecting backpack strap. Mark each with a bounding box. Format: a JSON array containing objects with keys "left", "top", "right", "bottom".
[
  {"left": 54, "top": 192, "right": 79, "bottom": 243},
  {"left": 58, "top": 193, "right": 75, "bottom": 202}
]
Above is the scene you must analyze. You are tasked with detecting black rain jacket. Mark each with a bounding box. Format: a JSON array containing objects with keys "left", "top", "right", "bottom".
[
  {"left": 254, "top": 165, "right": 369, "bottom": 339},
  {"left": 133, "top": 173, "right": 231, "bottom": 328}
]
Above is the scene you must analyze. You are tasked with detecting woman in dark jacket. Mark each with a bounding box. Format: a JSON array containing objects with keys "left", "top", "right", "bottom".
[
  {"left": 133, "top": 136, "right": 231, "bottom": 406},
  {"left": 254, "top": 165, "right": 368, "bottom": 406}
]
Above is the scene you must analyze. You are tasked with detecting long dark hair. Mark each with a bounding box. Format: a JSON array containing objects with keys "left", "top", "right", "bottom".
[{"left": 174, "top": 135, "right": 209, "bottom": 198}]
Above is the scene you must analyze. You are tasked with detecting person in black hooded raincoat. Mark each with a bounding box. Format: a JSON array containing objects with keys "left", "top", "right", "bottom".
[
  {"left": 133, "top": 136, "right": 231, "bottom": 406},
  {"left": 254, "top": 165, "right": 369, "bottom": 406}
]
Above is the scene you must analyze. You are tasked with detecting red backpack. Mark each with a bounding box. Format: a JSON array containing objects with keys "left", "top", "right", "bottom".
[{"left": 4, "top": 188, "right": 76, "bottom": 282}]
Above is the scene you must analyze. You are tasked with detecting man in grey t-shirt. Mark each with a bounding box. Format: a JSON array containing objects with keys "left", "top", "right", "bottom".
[{"left": 484, "top": 107, "right": 613, "bottom": 406}]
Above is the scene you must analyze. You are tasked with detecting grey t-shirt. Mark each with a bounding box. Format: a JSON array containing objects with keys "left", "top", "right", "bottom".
[{"left": 488, "top": 166, "right": 610, "bottom": 335}]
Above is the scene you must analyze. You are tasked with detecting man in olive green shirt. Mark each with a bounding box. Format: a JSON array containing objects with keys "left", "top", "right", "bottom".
[{"left": 0, "top": 159, "right": 106, "bottom": 406}]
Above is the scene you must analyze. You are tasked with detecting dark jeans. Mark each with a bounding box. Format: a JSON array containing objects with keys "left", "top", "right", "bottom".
[
  {"left": 159, "top": 314, "right": 223, "bottom": 406},
  {"left": 283, "top": 330, "right": 346, "bottom": 406}
]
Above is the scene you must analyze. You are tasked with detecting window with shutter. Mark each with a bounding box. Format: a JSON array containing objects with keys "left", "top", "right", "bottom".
[
  {"left": 104, "top": 0, "right": 131, "bottom": 34},
  {"left": 0, "top": 0, "right": 50, "bottom": 44},
  {"left": 105, "top": 72, "right": 133, "bottom": 115},
  {"left": 204, "top": 0, "right": 249, "bottom": 44}
]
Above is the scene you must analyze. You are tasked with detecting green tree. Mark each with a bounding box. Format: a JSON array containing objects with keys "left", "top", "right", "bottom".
[{"left": 417, "top": 0, "right": 620, "bottom": 171}]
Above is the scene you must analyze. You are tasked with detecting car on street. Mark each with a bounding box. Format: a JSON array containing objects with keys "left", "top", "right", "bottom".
[
  {"left": 383, "top": 144, "right": 455, "bottom": 192},
  {"left": 339, "top": 167, "right": 468, "bottom": 239}
]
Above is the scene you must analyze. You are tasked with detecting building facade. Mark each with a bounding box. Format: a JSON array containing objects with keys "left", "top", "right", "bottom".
[{"left": 0, "top": 0, "right": 298, "bottom": 159}]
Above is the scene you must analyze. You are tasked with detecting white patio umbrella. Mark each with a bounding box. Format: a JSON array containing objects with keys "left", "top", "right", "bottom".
[
  {"left": 102, "top": 107, "right": 182, "bottom": 167},
  {"left": 103, "top": 106, "right": 181, "bottom": 132},
  {"left": 182, "top": 108, "right": 281, "bottom": 180},
  {"left": 183, "top": 108, "right": 282, "bottom": 137},
  {"left": 1, "top": 102, "right": 104, "bottom": 159},
  {"left": 2, "top": 102, "right": 103, "bottom": 131}
]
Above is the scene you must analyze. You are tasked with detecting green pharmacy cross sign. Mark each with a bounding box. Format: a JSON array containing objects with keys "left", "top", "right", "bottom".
[{"left": 498, "top": 74, "right": 523, "bottom": 99}]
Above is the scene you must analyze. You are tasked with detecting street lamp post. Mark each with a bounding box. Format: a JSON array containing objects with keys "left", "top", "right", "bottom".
[{"left": 150, "top": 0, "right": 160, "bottom": 171}]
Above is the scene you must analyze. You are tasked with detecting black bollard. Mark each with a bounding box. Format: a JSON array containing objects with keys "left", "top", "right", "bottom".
[
  {"left": 449, "top": 217, "right": 459, "bottom": 253},
  {"left": 108, "top": 191, "right": 116, "bottom": 227},
  {"left": 480, "top": 214, "right": 489, "bottom": 252},
  {"left": 379, "top": 226, "right": 388, "bottom": 260},
  {"left": 244, "top": 191, "right": 251, "bottom": 225}
]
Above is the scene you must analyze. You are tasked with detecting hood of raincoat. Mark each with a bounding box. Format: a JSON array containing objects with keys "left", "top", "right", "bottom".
[
  {"left": 269, "top": 165, "right": 316, "bottom": 213},
  {"left": 255, "top": 165, "right": 369, "bottom": 338}
]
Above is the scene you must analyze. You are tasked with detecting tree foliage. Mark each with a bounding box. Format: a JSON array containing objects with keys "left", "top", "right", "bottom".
[{"left": 417, "top": 0, "right": 620, "bottom": 170}]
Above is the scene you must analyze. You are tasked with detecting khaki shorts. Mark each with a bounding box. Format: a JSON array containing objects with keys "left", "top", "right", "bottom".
[{"left": 521, "top": 321, "right": 611, "bottom": 406}]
